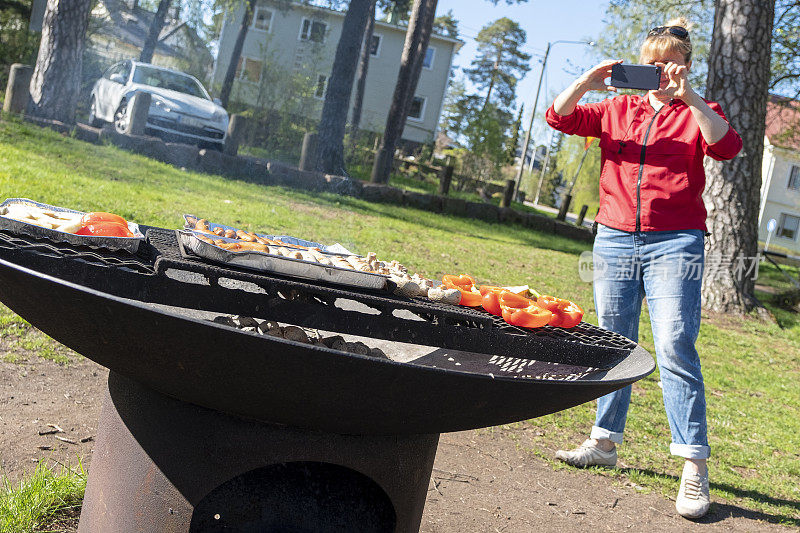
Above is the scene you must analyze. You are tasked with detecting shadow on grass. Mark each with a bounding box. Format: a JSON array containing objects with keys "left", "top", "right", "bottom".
[
  {"left": 289, "top": 189, "right": 590, "bottom": 255},
  {"left": 610, "top": 466, "right": 800, "bottom": 527}
]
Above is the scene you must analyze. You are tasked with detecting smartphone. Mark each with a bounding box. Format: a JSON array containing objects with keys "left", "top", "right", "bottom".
[{"left": 610, "top": 63, "right": 662, "bottom": 90}]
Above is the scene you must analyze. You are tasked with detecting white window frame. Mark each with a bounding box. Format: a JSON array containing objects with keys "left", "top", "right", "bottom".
[
  {"left": 422, "top": 46, "right": 436, "bottom": 70},
  {"left": 407, "top": 95, "right": 426, "bottom": 122},
  {"left": 777, "top": 212, "right": 800, "bottom": 241},
  {"left": 314, "top": 74, "right": 328, "bottom": 100},
  {"left": 788, "top": 165, "right": 800, "bottom": 191},
  {"left": 299, "top": 17, "right": 327, "bottom": 43},
  {"left": 235, "top": 56, "right": 262, "bottom": 84},
  {"left": 251, "top": 6, "right": 273, "bottom": 33},
  {"left": 369, "top": 33, "right": 382, "bottom": 58}
]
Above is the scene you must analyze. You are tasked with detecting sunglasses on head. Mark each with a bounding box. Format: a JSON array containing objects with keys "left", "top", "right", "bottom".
[{"left": 648, "top": 26, "right": 689, "bottom": 39}]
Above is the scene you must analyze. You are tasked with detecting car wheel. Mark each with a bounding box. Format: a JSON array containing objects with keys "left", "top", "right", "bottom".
[
  {"left": 88, "top": 97, "right": 103, "bottom": 127},
  {"left": 114, "top": 100, "right": 129, "bottom": 134}
]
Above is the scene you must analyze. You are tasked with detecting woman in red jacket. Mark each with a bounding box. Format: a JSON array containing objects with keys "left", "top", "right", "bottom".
[{"left": 546, "top": 19, "right": 741, "bottom": 519}]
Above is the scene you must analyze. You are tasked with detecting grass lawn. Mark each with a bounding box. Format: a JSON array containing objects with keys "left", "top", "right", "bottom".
[{"left": 0, "top": 116, "right": 798, "bottom": 527}]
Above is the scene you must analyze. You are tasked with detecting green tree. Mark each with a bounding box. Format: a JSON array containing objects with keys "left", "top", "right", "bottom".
[
  {"left": 505, "top": 104, "right": 522, "bottom": 164},
  {"left": 371, "top": 0, "right": 529, "bottom": 184},
  {"left": 463, "top": 17, "right": 531, "bottom": 109},
  {"left": 433, "top": 9, "right": 458, "bottom": 38}
]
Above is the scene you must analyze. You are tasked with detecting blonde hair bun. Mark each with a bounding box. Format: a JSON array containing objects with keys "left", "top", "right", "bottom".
[
  {"left": 640, "top": 17, "right": 693, "bottom": 64},
  {"left": 665, "top": 17, "right": 692, "bottom": 31}
]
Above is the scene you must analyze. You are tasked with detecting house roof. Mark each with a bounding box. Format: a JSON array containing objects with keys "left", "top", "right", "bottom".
[
  {"left": 92, "top": 0, "right": 212, "bottom": 64},
  {"left": 765, "top": 95, "right": 800, "bottom": 151},
  {"left": 288, "top": 1, "right": 465, "bottom": 50}
]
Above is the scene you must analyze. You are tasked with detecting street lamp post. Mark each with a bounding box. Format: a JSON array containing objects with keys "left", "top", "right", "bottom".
[{"left": 513, "top": 39, "right": 593, "bottom": 202}]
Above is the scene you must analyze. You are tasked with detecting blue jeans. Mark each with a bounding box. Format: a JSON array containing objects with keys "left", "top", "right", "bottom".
[{"left": 590, "top": 224, "right": 709, "bottom": 459}]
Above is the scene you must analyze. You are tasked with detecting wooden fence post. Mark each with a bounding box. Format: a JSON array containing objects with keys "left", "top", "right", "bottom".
[
  {"left": 437, "top": 165, "right": 454, "bottom": 196},
  {"left": 576, "top": 204, "right": 589, "bottom": 227},
  {"left": 556, "top": 194, "right": 572, "bottom": 221},
  {"left": 500, "top": 179, "right": 515, "bottom": 208}
]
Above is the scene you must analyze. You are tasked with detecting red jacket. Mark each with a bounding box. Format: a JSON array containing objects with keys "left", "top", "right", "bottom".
[{"left": 545, "top": 94, "right": 742, "bottom": 232}]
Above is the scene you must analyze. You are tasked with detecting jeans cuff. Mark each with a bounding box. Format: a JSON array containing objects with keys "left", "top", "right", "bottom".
[
  {"left": 590, "top": 426, "right": 624, "bottom": 444},
  {"left": 670, "top": 443, "right": 710, "bottom": 459}
]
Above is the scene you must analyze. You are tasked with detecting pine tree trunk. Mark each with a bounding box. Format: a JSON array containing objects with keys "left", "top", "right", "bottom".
[
  {"left": 140, "top": 0, "right": 171, "bottom": 63},
  {"left": 315, "top": 0, "right": 374, "bottom": 174},
  {"left": 702, "top": 0, "right": 775, "bottom": 315},
  {"left": 219, "top": 0, "right": 256, "bottom": 109},
  {"left": 27, "top": 0, "right": 92, "bottom": 123},
  {"left": 349, "top": 2, "right": 375, "bottom": 135},
  {"left": 370, "top": 0, "right": 438, "bottom": 184}
]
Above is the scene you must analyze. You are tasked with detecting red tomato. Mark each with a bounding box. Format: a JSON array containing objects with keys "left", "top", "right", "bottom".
[
  {"left": 76, "top": 222, "right": 135, "bottom": 237},
  {"left": 81, "top": 212, "right": 129, "bottom": 226},
  {"left": 442, "top": 274, "right": 483, "bottom": 307}
]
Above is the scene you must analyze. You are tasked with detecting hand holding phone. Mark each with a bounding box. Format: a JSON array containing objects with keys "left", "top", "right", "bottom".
[{"left": 610, "top": 63, "right": 662, "bottom": 91}]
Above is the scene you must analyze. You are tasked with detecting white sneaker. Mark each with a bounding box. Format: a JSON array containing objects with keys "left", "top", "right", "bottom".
[
  {"left": 675, "top": 463, "right": 710, "bottom": 519},
  {"left": 555, "top": 439, "right": 617, "bottom": 467}
]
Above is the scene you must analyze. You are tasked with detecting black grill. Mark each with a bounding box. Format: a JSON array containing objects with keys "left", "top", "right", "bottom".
[{"left": 0, "top": 226, "right": 637, "bottom": 369}]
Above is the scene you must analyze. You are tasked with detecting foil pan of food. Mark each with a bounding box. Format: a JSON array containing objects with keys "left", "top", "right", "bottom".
[
  {"left": 0, "top": 198, "right": 145, "bottom": 253},
  {"left": 177, "top": 229, "right": 390, "bottom": 290},
  {"left": 183, "top": 214, "right": 354, "bottom": 256}
]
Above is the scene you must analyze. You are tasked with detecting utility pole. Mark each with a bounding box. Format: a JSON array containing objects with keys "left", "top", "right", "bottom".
[{"left": 513, "top": 39, "right": 593, "bottom": 202}]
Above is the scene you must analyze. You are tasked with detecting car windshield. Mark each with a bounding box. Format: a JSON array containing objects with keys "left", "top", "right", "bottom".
[{"left": 132, "top": 66, "right": 208, "bottom": 99}]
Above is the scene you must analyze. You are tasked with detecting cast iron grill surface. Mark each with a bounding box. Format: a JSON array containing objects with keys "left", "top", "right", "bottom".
[
  {"left": 0, "top": 225, "right": 637, "bottom": 370},
  {"left": 0, "top": 229, "right": 155, "bottom": 275},
  {"left": 0, "top": 256, "right": 655, "bottom": 434}
]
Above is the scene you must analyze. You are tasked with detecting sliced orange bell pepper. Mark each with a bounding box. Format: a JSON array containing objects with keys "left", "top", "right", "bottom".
[
  {"left": 498, "top": 291, "right": 552, "bottom": 329},
  {"left": 536, "top": 295, "right": 584, "bottom": 328},
  {"left": 478, "top": 285, "right": 506, "bottom": 316},
  {"left": 558, "top": 300, "right": 584, "bottom": 328},
  {"left": 442, "top": 274, "right": 483, "bottom": 307}
]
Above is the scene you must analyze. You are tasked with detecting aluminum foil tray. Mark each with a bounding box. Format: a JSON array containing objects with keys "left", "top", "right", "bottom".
[
  {"left": 183, "top": 214, "right": 355, "bottom": 256},
  {"left": 178, "top": 230, "right": 389, "bottom": 290},
  {"left": 0, "top": 198, "right": 144, "bottom": 253}
]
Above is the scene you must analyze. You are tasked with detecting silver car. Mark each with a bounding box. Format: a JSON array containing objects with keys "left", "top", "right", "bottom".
[{"left": 90, "top": 60, "right": 229, "bottom": 150}]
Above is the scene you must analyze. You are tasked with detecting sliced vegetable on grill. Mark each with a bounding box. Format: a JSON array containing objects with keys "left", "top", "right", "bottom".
[
  {"left": 478, "top": 285, "right": 506, "bottom": 316},
  {"left": 81, "top": 212, "right": 129, "bottom": 226},
  {"left": 76, "top": 221, "right": 135, "bottom": 237},
  {"left": 536, "top": 295, "right": 584, "bottom": 328},
  {"left": 442, "top": 274, "right": 483, "bottom": 307},
  {"left": 498, "top": 291, "right": 552, "bottom": 329}
]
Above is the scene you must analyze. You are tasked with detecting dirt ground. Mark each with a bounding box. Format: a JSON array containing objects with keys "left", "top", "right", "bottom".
[{"left": 0, "top": 356, "right": 793, "bottom": 532}]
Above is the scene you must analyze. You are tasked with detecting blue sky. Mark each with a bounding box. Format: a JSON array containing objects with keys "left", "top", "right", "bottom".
[{"left": 435, "top": 0, "right": 609, "bottom": 144}]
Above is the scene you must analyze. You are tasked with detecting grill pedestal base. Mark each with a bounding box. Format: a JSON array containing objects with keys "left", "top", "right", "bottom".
[{"left": 78, "top": 372, "right": 439, "bottom": 532}]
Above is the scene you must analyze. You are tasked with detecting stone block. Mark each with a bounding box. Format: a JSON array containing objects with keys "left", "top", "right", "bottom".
[
  {"left": 73, "top": 123, "right": 101, "bottom": 144},
  {"left": 554, "top": 221, "right": 594, "bottom": 243},
  {"left": 403, "top": 190, "right": 441, "bottom": 212},
  {"left": 499, "top": 207, "right": 525, "bottom": 226},
  {"left": 99, "top": 127, "right": 166, "bottom": 160},
  {"left": 465, "top": 201, "right": 499, "bottom": 222},
  {"left": 441, "top": 197, "right": 468, "bottom": 217},
  {"left": 24, "top": 115, "right": 72, "bottom": 134},
  {"left": 162, "top": 143, "right": 200, "bottom": 170},
  {"left": 198, "top": 148, "right": 242, "bottom": 176},
  {"left": 524, "top": 213, "right": 556, "bottom": 233}
]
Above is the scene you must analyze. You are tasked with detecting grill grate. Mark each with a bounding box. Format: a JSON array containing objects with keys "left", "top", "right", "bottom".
[
  {"left": 0, "top": 225, "right": 639, "bottom": 368},
  {"left": 0, "top": 230, "right": 155, "bottom": 275}
]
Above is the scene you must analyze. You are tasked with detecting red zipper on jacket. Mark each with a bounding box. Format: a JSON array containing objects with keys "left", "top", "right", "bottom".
[{"left": 635, "top": 106, "right": 663, "bottom": 232}]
